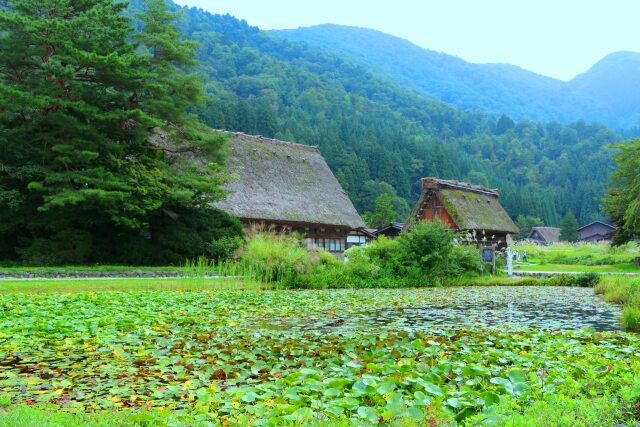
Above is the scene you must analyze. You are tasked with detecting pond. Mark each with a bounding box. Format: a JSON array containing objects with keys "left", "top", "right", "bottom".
[{"left": 260, "top": 286, "right": 623, "bottom": 332}]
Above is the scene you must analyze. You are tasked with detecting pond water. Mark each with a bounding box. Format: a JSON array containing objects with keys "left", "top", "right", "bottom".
[
  {"left": 260, "top": 286, "right": 623, "bottom": 332},
  {"left": 363, "top": 286, "right": 623, "bottom": 332}
]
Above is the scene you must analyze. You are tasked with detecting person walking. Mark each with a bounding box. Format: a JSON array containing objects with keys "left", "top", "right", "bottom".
[{"left": 523, "top": 250, "right": 528, "bottom": 263}]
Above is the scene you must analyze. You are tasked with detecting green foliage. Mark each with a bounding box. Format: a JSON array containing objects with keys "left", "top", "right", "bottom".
[
  {"left": 292, "top": 223, "right": 480, "bottom": 289},
  {"left": 276, "top": 25, "right": 640, "bottom": 130},
  {"left": 0, "top": 288, "right": 639, "bottom": 424},
  {"left": 0, "top": 0, "right": 229, "bottom": 265},
  {"left": 236, "top": 232, "right": 315, "bottom": 284},
  {"left": 623, "top": 307, "right": 640, "bottom": 331},
  {"left": 595, "top": 276, "right": 640, "bottom": 331},
  {"left": 559, "top": 210, "right": 579, "bottom": 242},
  {"left": 363, "top": 193, "right": 397, "bottom": 228},
  {"left": 604, "top": 138, "right": 640, "bottom": 245},
  {"left": 395, "top": 222, "right": 473, "bottom": 280},
  {"left": 515, "top": 242, "right": 639, "bottom": 268},
  {"left": 541, "top": 273, "right": 601, "bottom": 288},
  {"left": 515, "top": 215, "right": 544, "bottom": 240},
  {"left": 160, "top": 4, "right": 616, "bottom": 228}
]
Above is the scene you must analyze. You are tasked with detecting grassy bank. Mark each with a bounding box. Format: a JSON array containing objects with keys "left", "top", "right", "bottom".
[
  {"left": 515, "top": 263, "right": 638, "bottom": 273},
  {"left": 595, "top": 276, "right": 640, "bottom": 331},
  {"left": 513, "top": 242, "right": 639, "bottom": 270}
]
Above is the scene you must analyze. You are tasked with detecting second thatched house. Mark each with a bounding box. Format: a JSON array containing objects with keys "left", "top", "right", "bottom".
[
  {"left": 213, "top": 132, "right": 367, "bottom": 254},
  {"left": 405, "top": 178, "right": 518, "bottom": 247},
  {"left": 528, "top": 227, "right": 560, "bottom": 245}
]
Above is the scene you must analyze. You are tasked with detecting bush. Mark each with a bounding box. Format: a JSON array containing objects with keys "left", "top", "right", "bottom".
[
  {"left": 543, "top": 273, "right": 601, "bottom": 288},
  {"left": 237, "top": 232, "right": 315, "bottom": 284},
  {"left": 623, "top": 307, "right": 640, "bottom": 331},
  {"left": 395, "top": 222, "right": 456, "bottom": 278},
  {"left": 237, "top": 223, "right": 483, "bottom": 289}
]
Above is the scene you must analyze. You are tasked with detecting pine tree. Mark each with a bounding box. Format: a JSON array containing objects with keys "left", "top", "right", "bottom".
[
  {"left": 559, "top": 210, "right": 579, "bottom": 242},
  {"left": 0, "top": 0, "right": 228, "bottom": 263},
  {"left": 603, "top": 138, "right": 640, "bottom": 245}
]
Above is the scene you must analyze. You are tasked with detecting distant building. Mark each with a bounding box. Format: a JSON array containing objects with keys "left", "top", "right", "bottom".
[
  {"left": 578, "top": 221, "right": 616, "bottom": 243},
  {"left": 405, "top": 178, "right": 518, "bottom": 248},
  {"left": 213, "top": 132, "right": 366, "bottom": 255},
  {"left": 376, "top": 222, "right": 404, "bottom": 239},
  {"left": 528, "top": 227, "right": 560, "bottom": 245}
]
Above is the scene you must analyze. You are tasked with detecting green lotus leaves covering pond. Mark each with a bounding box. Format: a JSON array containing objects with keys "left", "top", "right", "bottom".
[{"left": 0, "top": 287, "right": 638, "bottom": 425}]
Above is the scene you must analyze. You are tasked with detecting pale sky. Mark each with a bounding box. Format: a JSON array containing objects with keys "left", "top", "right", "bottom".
[{"left": 172, "top": 0, "right": 639, "bottom": 81}]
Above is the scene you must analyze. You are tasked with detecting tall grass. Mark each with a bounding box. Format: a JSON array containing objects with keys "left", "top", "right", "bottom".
[
  {"left": 183, "top": 231, "right": 317, "bottom": 291},
  {"left": 594, "top": 276, "right": 640, "bottom": 331}
]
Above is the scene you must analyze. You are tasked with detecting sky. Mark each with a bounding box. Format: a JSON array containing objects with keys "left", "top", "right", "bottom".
[{"left": 172, "top": 0, "right": 639, "bottom": 81}]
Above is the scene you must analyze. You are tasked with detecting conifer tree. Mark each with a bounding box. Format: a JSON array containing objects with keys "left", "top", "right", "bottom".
[
  {"left": 603, "top": 138, "right": 640, "bottom": 244},
  {"left": 559, "top": 210, "right": 579, "bottom": 242},
  {"left": 0, "top": 0, "right": 228, "bottom": 263}
]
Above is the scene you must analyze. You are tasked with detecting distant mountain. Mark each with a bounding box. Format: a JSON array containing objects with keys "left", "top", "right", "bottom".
[
  {"left": 273, "top": 25, "right": 640, "bottom": 129},
  {"left": 568, "top": 51, "right": 640, "bottom": 129},
  {"left": 123, "top": 1, "right": 621, "bottom": 226}
]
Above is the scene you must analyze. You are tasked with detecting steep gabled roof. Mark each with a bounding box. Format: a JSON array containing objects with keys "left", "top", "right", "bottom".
[
  {"left": 578, "top": 221, "right": 616, "bottom": 231},
  {"left": 407, "top": 178, "right": 518, "bottom": 233},
  {"left": 213, "top": 132, "right": 365, "bottom": 229},
  {"left": 528, "top": 227, "right": 560, "bottom": 243}
]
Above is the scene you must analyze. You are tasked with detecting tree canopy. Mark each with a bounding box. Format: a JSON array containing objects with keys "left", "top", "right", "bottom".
[
  {"left": 0, "top": 0, "right": 234, "bottom": 264},
  {"left": 559, "top": 211, "right": 579, "bottom": 242},
  {"left": 603, "top": 138, "right": 640, "bottom": 245}
]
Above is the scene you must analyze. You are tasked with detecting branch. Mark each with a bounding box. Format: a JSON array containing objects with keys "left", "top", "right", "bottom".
[{"left": 0, "top": 69, "right": 21, "bottom": 83}]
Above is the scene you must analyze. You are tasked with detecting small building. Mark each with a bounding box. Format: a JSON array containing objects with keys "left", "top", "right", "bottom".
[
  {"left": 528, "top": 227, "right": 560, "bottom": 245},
  {"left": 405, "top": 178, "right": 518, "bottom": 248},
  {"left": 578, "top": 221, "right": 616, "bottom": 243},
  {"left": 376, "top": 222, "right": 404, "bottom": 239},
  {"left": 347, "top": 228, "right": 376, "bottom": 249},
  {"left": 213, "top": 132, "right": 366, "bottom": 255}
]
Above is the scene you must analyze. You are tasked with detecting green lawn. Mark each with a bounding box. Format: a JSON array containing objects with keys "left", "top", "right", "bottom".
[{"left": 515, "top": 263, "right": 639, "bottom": 273}]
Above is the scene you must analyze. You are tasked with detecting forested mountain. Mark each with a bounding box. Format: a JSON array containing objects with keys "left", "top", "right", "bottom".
[
  {"left": 134, "top": 1, "right": 619, "bottom": 227},
  {"left": 274, "top": 24, "right": 640, "bottom": 130}
]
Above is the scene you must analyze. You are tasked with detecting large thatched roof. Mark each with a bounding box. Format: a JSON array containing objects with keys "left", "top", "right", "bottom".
[
  {"left": 408, "top": 178, "right": 518, "bottom": 234},
  {"left": 213, "top": 132, "right": 365, "bottom": 229}
]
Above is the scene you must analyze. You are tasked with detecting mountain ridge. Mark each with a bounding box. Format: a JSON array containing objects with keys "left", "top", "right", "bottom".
[{"left": 273, "top": 24, "right": 640, "bottom": 129}]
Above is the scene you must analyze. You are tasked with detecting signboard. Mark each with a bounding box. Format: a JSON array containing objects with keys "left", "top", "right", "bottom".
[
  {"left": 479, "top": 245, "right": 496, "bottom": 275},
  {"left": 482, "top": 247, "right": 494, "bottom": 262}
]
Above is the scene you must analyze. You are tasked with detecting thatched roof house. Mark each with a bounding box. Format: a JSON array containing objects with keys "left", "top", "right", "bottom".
[
  {"left": 213, "top": 132, "right": 366, "bottom": 253},
  {"left": 405, "top": 178, "right": 517, "bottom": 247},
  {"left": 528, "top": 227, "right": 560, "bottom": 244}
]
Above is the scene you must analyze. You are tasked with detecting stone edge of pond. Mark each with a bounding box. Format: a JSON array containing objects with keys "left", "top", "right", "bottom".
[{"left": 0, "top": 270, "right": 192, "bottom": 279}]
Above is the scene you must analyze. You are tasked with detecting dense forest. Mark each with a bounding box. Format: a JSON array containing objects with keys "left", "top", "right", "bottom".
[
  {"left": 147, "top": 1, "right": 618, "bottom": 227},
  {"left": 275, "top": 25, "right": 640, "bottom": 130},
  {"left": 0, "top": 0, "right": 629, "bottom": 265}
]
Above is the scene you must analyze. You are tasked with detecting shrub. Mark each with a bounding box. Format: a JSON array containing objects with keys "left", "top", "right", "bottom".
[
  {"left": 622, "top": 307, "right": 640, "bottom": 331},
  {"left": 573, "top": 272, "right": 601, "bottom": 287},
  {"left": 17, "top": 228, "right": 93, "bottom": 265},
  {"left": 543, "top": 273, "right": 601, "bottom": 288},
  {"left": 395, "top": 222, "right": 456, "bottom": 278},
  {"left": 237, "top": 232, "right": 315, "bottom": 284}
]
